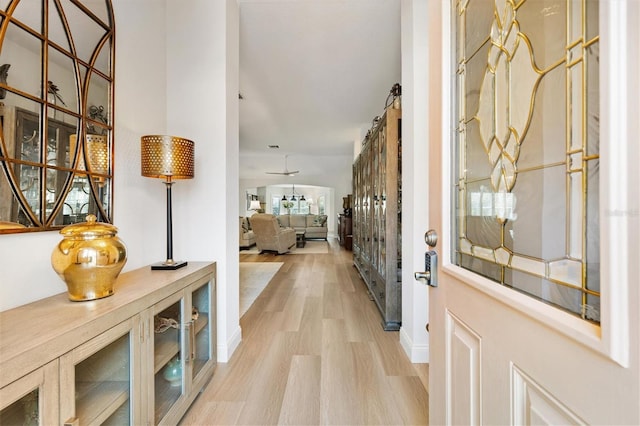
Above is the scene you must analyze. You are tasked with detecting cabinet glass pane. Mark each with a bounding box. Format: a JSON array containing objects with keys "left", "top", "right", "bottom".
[
  {"left": 154, "top": 301, "right": 183, "bottom": 423},
  {"left": 75, "top": 333, "right": 130, "bottom": 425},
  {"left": 0, "top": 389, "right": 38, "bottom": 425},
  {"left": 192, "top": 282, "right": 212, "bottom": 379}
]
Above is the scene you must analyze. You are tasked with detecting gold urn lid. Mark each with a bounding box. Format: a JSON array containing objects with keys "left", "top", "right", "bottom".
[{"left": 59, "top": 214, "right": 119, "bottom": 239}]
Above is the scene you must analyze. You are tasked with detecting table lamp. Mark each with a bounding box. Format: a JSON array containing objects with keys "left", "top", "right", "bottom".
[
  {"left": 141, "top": 135, "right": 195, "bottom": 270},
  {"left": 249, "top": 200, "right": 261, "bottom": 211}
]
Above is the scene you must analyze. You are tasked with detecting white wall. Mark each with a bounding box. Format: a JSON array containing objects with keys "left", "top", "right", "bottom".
[
  {"left": 114, "top": 0, "right": 168, "bottom": 273},
  {"left": 399, "top": 0, "right": 430, "bottom": 362},
  {"left": 165, "top": 0, "right": 241, "bottom": 362}
]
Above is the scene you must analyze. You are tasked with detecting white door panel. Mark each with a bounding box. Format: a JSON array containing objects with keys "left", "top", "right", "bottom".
[
  {"left": 446, "top": 311, "right": 481, "bottom": 425},
  {"left": 512, "top": 365, "right": 586, "bottom": 425},
  {"left": 427, "top": 1, "right": 640, "bottom": 422}
]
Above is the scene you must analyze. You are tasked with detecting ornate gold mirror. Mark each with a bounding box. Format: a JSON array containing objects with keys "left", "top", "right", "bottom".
[{"left": 0, "top": 0, "right": 115, "bottom": 233}]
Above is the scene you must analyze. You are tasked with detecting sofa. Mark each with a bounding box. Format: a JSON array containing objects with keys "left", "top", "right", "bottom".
[
  {"left": 239, "top": 216, "right": 256, "bottom": 249},
  {"left": 249, "top": 213, "right": 296, "bottom": 254},
  {"left": 276, "top": 214, "right": 328, "bottom": 240}
]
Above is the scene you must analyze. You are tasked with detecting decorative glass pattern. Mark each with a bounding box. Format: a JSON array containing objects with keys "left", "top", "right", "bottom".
[{"left": 454, "top": 0, "right": 600, "bottom": 322}]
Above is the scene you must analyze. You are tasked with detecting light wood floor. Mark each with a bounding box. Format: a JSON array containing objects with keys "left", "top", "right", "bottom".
[{"left": 180, "top": 238, "right": 429, "bottom": 425}]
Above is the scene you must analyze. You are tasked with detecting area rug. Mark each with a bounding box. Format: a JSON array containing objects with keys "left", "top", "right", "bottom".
[
  {"left": 241, "top": 240, "right": 329, "bottom": 255},
  {"left": 239, "top": 262, "right": 284, "bottom": 317}
]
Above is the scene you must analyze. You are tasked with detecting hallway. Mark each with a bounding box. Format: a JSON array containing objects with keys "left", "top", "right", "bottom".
[{"left": 180, "top": 239, "right": 429, "bottom": 425}]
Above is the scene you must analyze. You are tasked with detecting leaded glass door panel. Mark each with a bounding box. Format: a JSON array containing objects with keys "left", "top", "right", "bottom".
[{"left": 455, "top": 0, "right": 600, "bottom": 321}]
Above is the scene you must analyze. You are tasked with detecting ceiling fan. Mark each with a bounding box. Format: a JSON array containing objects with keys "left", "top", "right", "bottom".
[{"left": 266, "top": 155, "right": 299, "bottom": 176}]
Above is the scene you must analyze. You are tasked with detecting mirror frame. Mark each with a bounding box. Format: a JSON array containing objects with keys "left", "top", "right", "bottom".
[{"left": 0, "top": 0, "right": 115, "bottom": 234}]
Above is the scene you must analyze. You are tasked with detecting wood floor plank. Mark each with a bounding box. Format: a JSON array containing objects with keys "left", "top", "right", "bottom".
[
  {"left": 414, "top": 362, "right": 430, "bottom": 393},
  {"left": 180, "top": 401, "right": 245, "bottom": 425},
  {"left": 279, "top": 287, "right": 307, "bottom": 332},
  {"left": 182, "top": 239, "right": 429, "bottom": 425},
  {"left": 278, "top": 355, "right": 321, "bottom": 425},
  {"left": 235, "top": 333, "right": 293, "bottom": 425},
  {"left": 322, "top": 278, "right": 345, "bottom": 320},
  {"left": 352, "top": 341, "right": 405, "bottom": 426},
  {"left": 341, "top": 286, "right": 376, "bottom": 342},
  {"left": 289, "top": 296, "right": 323, "bottom": 356},
  {"left": 387, "top": 375, "right": 430, "bottom": 425},
  {"left": 320, "top": 319, "right": 363, "bottom": 425}
]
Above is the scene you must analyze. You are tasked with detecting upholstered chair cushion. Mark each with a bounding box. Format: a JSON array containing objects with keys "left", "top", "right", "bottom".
[
  {"left": 277, "top": 215, "right": 290, "bottom": 227},
  {"left": 289, "top": 215, "right": 307, "bottom": 229}
]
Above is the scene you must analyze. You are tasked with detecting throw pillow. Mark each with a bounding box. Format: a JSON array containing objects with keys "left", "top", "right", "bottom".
[
  {"left": 241, "top": 217, "right": 249, "bottom": 232},
  {"left": 312, "top": 215, "right": 327, "bottom": 227}
]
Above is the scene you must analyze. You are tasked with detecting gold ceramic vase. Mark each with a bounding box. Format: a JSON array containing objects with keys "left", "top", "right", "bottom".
[{"left": 51, "top": 214, "right": 127, "bottom": 301}]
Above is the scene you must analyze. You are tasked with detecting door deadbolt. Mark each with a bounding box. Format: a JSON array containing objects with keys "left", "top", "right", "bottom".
[{"left": 425, "top": 229, "right": 438, "bottom": 247}]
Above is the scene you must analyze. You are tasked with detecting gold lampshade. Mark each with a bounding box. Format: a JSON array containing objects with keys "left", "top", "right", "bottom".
[
  {"left": 87, "top": 134, "right": 109, "bottom": 175},
  {"left": 141, "top": 135, "right": 195, "bottom": 180}
]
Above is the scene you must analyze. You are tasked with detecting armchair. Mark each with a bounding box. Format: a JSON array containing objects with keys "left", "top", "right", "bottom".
[{"left": 249, "top": 213, "right": 296, "bottom": 254}]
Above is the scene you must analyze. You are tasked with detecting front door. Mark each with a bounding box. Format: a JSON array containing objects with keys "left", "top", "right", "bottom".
[{"left": 427, "top": 0, "right": 640, "bottom": 424}]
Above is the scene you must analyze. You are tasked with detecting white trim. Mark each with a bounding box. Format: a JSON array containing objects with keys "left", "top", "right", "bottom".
[
  {"left": 598, "top": 0, "right": 631, "bottom": 368},
  {"left": 400, "top": 326, "right": 430, "bottom": 363},
  {"left": 439, "top": 0, "right": 630, "bottom": 367},
  {"left": 218, "top": 324, "right": 242, "bottom": 362}
]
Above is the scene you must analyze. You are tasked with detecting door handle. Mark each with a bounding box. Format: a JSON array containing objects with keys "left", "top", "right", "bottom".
[
  {"left": 414, "top": 271, "right": 431, "bottom": 280},
  {"left": 415, "top": 250, "right": 438, "bottom": 287}
]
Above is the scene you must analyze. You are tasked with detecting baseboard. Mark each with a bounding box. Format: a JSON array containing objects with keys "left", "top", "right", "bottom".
[
  {"left": 400, "top": 326, "right": 430, "bottom": 363},
  {"left": 217, "top": 324, "right": 242, "bottom": 362}
]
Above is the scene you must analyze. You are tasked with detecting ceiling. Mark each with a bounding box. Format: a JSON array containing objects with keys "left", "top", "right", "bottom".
[{"left": 238, "top": 0, "right": 401, "bottom": 180}]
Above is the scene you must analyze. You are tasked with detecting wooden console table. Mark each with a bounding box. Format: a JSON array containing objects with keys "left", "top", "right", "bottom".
[{"left": 0, "top": 262, "right": 216, "bottom": 425}]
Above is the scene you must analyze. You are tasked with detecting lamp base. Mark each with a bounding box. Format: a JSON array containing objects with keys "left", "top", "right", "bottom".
[{"left": 150, "top": 260, "right": 188, "bottom": 270}]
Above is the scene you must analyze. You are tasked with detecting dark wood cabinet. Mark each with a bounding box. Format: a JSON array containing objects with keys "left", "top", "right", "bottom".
[{"left": 338, "top": 214, "right": 352, "bottom": 250}]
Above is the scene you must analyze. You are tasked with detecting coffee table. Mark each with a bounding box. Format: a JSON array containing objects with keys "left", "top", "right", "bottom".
[{"left": 295, "top": 230, "right": 306, "bottom": 248}]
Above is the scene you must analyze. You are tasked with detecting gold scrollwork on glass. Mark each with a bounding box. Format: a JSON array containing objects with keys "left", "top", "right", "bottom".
[{"left": 454, "top": 0, "right": 600, "bottom": 322}]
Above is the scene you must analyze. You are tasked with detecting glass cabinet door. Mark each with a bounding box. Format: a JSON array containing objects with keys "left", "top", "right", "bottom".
[
  {"left": 362, "top": 144, "right": 371, "bottom": 262},
  {"left": 0, "top": 362, "right": 58, "bottom": 426},
  {"left": 59, "top": 319, "right": 136, "bottom": 426},
  {"left": 153, "top": 296, "right": 185, "bottom": 424},
  {"left": 0, "top": 389, "right": 38, "bottom": 425},
  {"left": 190, "top": 281, "right": 214, "bottom": 381},
  {"left": 152, "top": 277, "right": 215, "bottom": 425},
  {"left": 378, "top": 123, "right": 387, "bottom": 278}
]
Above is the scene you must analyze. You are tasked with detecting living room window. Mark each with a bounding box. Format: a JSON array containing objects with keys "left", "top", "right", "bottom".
[
  {"left": 297, "top": 200, "right": 310, "bottom": 215},
  {"left": 272, "top": 196, "right": 281, "bottom": 215}
]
